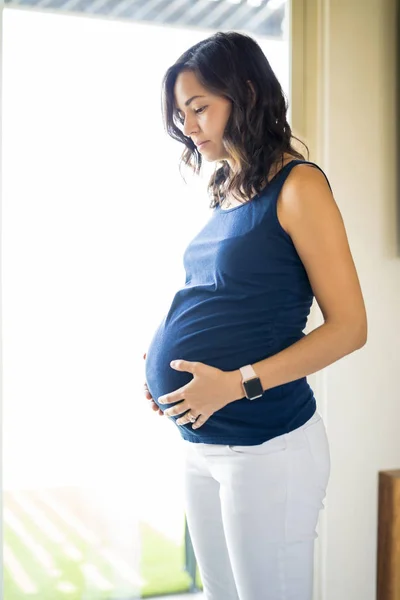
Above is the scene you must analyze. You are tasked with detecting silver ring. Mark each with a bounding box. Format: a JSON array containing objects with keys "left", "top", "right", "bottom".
[{"left": 187, "top": 412, "right": 197, "bottom": 423}]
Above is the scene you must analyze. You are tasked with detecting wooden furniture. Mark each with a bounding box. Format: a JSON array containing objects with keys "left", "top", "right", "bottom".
[{"left": 377, "top": 470, "right": 400, "bottom": 600}]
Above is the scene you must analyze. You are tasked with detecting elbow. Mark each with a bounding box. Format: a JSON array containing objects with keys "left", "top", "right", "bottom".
[
  {"left": 328, "top": 317, "right": 368, "bottom": 352},
  {"left": 355, "top": 330, "right": 367, "bottom": 350},
  {"left": 353, "top": 319, "right": 368, "bottom": 350}
]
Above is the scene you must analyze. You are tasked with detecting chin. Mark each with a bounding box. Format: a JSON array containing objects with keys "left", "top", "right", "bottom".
[{"left": 201, "top": 150, "right": 225, "bottom": 163}]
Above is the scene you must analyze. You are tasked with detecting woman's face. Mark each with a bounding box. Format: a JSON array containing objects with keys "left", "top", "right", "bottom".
[{"left": 174, "top": 70, "right": 232, "bottom": 163}]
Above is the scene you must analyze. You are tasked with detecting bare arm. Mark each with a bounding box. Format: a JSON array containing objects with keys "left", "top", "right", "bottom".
[{"left": 229, "top": 164, "right": 367, "bottom": 396}]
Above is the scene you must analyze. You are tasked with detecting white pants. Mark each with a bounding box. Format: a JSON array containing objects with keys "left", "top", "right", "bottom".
[{"left": 182, "top": 410, "right": 331, "bottom": 600}]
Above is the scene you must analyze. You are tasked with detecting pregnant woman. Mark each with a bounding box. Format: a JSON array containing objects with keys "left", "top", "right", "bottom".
[{"left": 143, "top": 31, "right": 367, "bottom": 600}]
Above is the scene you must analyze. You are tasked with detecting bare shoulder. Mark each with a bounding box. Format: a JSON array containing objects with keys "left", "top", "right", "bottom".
[
  {"left": 285, "top": 162, "right": 331, "bottom": 195},
  {"left": 277, "top": 163, "right": 338, "bottom": 234}
]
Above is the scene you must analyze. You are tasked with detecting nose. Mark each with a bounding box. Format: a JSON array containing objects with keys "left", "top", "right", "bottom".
[{"left": 183, "top": 113, "right": 200, "bottom": 138}]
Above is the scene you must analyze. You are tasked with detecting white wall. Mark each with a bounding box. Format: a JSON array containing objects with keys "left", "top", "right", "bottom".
[{"left": 293, "top": 1, "right": 400, "bottom": 599}]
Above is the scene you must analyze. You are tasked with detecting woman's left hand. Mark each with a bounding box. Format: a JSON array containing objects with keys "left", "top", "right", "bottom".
[{"left": 158, "top": 360, "right": 242, "bottom": 429}]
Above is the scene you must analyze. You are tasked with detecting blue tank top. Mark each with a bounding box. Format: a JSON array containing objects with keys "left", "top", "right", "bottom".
[{"left": 145, "top": 159, "right": 332, "bottom": 445}]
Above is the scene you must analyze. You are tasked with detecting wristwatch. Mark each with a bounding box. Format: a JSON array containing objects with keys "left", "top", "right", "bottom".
[{"left": 239, "top": 365, "right": 264, "bottom": 400}]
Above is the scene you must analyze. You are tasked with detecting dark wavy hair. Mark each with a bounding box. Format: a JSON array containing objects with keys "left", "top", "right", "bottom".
[{"left": 162, "top": 30, "right": 308, "bottom": 208}]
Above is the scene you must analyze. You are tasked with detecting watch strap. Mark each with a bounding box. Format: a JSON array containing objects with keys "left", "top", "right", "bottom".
[{"left": 239, "top": 364, "right": 257, "bottom": 381}]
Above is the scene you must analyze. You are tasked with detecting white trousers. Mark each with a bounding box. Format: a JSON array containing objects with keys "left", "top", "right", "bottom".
[{"left": 182, "top": 410, "right": 331, "bottom": 600}]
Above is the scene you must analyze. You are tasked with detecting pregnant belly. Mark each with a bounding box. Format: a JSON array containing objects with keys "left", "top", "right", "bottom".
[
  {"left": 144, "top": 318, "right": 207, "bottom": 407},
  {"left": 144, "top": 315, "right": 276, "bottom": 409}
]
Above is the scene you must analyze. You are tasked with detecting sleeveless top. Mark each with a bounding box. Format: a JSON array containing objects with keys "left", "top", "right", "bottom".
[{"left": 145, "top": 159, "right": 332, "bottom": 445}]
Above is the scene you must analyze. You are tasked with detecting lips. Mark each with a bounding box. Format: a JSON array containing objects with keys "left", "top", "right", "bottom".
[{"left": 196, "top": 141, "right": 209, "bottom": 148}]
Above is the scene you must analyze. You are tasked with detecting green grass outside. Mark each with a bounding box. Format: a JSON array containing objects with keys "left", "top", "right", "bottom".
[{"left": 3, "top": 488, "right": 203, "bottom": 599}]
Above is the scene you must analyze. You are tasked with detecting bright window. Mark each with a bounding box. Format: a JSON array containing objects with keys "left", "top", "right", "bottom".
[{"left": 3, "top": 7, "right": 290, "bottom": 598}]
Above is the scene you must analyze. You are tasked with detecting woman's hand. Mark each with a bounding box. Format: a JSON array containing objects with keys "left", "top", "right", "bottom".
[
  {"left": 143, "top": 353, "right": 163, "bottom": 416},
  {"left": 158, "top": 360, "right": 242, "bottom": 429}
]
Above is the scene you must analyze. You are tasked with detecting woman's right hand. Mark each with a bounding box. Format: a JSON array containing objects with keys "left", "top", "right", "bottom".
[{"left": 143, "top": 353, "right": 164, "bottom": 416}]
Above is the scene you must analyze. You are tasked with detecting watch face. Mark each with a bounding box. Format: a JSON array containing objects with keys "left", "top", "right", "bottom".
[{"left": 243, "top": 377, "right": 263, "bottom": 400}]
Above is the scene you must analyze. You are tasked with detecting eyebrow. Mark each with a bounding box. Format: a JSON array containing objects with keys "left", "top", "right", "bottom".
[{"left": 176, "top": 95, "right": 206, "bottom": 113}]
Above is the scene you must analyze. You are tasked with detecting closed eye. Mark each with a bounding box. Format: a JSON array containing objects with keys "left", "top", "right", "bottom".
[{"left": 175, "top": 106, "right": 208, "bottom": 125}]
